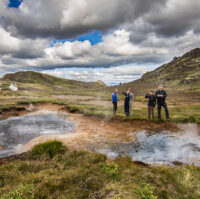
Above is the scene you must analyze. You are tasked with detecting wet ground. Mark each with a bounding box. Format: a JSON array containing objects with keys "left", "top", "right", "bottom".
[
  {"left": 0, "top": 104, "right": 199, "bottom": 166},
  {"left": 95, "top": 127, "right": 200, "bottom": 166},
  {"left": 0, "top": 111, "right": 75, "bottom": 158}
]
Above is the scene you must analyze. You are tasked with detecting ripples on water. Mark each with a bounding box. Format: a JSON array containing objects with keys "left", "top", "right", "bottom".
[{"left": 0, "top": 111, "right": 75, "bottom": 158}]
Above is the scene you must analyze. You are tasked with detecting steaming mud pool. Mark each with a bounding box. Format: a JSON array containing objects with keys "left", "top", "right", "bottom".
[
  {"left": 0, "top": 111, "right": 200, "bottom": 166},
  {"left": 96, "top": 127, "right": 200, "bottom": 166},
  {"left": 0, "top": 111, "right": 75, "bottom": 158}
]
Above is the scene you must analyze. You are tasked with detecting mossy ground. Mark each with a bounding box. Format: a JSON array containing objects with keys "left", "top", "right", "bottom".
[{"left": 0, "top": 141, "right": 199, "bottom": 199}]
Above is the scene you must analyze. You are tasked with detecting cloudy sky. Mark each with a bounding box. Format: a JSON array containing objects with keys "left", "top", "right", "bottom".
[{"left": 0, "top": 0, "right": 200, "bottom": 85}]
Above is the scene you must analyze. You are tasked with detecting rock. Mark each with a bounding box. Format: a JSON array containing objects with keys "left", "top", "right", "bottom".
[{"left": 182, "top": 48, "right": 200, "bottom": 59}]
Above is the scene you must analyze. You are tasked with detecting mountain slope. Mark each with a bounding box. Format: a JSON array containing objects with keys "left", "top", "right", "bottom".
[
  {"left": 116, "top": 48, "right": 200, "bottom": 94},
  {"left": 2, "top": 71, "right": 107, "bottom": 89}
]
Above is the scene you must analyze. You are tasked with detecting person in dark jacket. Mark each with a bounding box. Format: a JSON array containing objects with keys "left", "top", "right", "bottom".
[
  {"left": 122, "top": 90, "right": 130, "bottom": 116},
  {"left": 145, "top": 91, "right": 156, "bottom": 120},
  {"left": 112, "top": 88, "right": 118, "bottom": 114},
  {"left": 155, "top": 85, "right": 169, "bottom": 119}
]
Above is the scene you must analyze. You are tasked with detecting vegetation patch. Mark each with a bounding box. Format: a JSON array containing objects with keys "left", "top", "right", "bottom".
[
  {"left": 103, "top": 161, "right": 119, "bottom": 177},
  {"left": 134, "top": 183, "right": 157, "bottom": 199},
  {"left": 0, "top": 142, "right": 199, "bottom": 199},
  {"left": 29, "top": 140, "right": 67, "bottom": 159}
]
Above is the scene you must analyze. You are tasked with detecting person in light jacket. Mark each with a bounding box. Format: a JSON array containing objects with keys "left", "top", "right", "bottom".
[{"left": 128, "top": 88, "right": 134, "bottom": 115}]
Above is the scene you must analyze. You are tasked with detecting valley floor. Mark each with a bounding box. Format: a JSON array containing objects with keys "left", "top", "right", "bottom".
[{"left": 0, "top": 90, "right": 200, "bottom": 199}]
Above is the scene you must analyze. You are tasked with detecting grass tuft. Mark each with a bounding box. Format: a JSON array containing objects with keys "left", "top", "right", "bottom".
[{"left": 29, "top": 140, "right": 67, "bottom": 159}]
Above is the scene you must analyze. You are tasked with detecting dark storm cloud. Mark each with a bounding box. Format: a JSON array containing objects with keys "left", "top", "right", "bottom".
[
  {"left": 1, "top": 0, "right": 167, "bottom": 39},
  {"left": 0, "top": 0, "right": 200, "bottom": 79},
  {"left": 146, "top": 0, "right": 200, "bottom": 37}
]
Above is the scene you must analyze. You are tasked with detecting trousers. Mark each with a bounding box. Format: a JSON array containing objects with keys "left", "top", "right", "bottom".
[
  {"left": 157, "top": 103, "right": 169, "bottom": 119},
  {"left": 148, "top": 105, "right": 154, "bottom": 120},
  {"left": 113, "top": 102, "right": 117, "bottom": 114}
]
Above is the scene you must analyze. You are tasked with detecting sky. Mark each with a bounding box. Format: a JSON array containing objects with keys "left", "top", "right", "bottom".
[{"left": 0, "top": 0, "right": 200, "bottom": 85}]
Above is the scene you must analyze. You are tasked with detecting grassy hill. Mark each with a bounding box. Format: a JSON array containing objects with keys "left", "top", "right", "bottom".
[
  {"left": 2, "top": 71, "right": 107, "bottom": 89},
  {"left": 115, "top": 48, "right": 200, "bottom": 96},
  {"left": 0, "top": 71, "right": 108, "bottom": 107}
]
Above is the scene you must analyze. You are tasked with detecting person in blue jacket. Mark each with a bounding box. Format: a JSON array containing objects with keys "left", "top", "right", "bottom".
[{"left": 112, "top": 88, "right": 118, "bottom": 114}]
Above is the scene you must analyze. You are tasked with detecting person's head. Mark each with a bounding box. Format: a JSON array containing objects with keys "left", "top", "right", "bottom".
[
  {"left": 126, "top": 90, "right": 130, "bottom": 95},
  {"left": 158, "top": 85, "right": 163, "bottom": 91},
  {"left": 114, "top": 88, "right": 118, "bottom": 93},
  {"left": 128, "top": 88, "right": 131, "bottom": 92},
  {"left": 149, "top": 91, "right": 154, "bottom": 95}
]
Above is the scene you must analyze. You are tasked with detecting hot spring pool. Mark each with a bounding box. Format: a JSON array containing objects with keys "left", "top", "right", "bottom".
[
  {"left": 96, "top": 126, "right": 200, "bottom": 166},
  {"left": 0, "top": 111, "right": 75, "bottom": 158}
]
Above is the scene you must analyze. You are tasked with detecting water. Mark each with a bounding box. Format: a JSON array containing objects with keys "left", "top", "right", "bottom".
[
  {"left": 1, "top": 112, "right": 199, "bottom": 166},
  {"left": 0, "top": 111, "right": 75, "bottom": 158},
  {"left": 96, "top": 127, "right": 200, "bottom": 166}
]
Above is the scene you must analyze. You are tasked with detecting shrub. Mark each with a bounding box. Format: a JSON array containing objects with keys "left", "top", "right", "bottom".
[
  {"left": 29, "top": 140, "right": 67, "bottom": 159},
  {"left": 103, "top": 161, "right": 119, "bottom": 177},
  {"left": 134, "top": 183, "right": 157, "bottom": 199},
  {"left": 1, "top": 184, "right": 33, "bottom": 199}
]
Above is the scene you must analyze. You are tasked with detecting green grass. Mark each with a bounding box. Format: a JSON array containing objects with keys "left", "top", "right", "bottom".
[
  {"left": 29, "top": 140, "right": 67, "bottom": 159},
  {"left": 0, "top": 141, "right": 199, "bottom": 199},
  {"left": 65, "top": 103, "right": 113, "bottom": 119},
  {"left": 64, "top": 102, "right": 200, "bottom": 123},
  {"left": 1, "top": 95, "right": 200, "bottom": 123}
]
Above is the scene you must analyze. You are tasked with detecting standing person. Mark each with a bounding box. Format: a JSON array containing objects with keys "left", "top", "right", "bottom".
[
  {"left": 122, "top": 90, "right": 130, "bottom": 116},
  {"left": 128, "top": 88, "right": 134, "bottom": 115},
  {"left": 112, "top": 88, "right": 118, "bottom": 115},
  {"left": 155, "top": 85, "right": 169, "bottom": 120},
  {"left": 145, "top": 91, "right": 156, "bottom": 120}
]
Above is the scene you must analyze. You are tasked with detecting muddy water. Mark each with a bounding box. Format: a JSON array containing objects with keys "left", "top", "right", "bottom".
[
  {"left": 0, "top": 111, "right": 75, "bottom": 158},
  {"left": 96, "top": 125, "right": 200, "bottom": 166}
]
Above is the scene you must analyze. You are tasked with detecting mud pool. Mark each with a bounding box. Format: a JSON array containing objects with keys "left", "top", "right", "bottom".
[
  {"left": 96, "top": 125, "right": 200, "bottom": 166},
  {"left": 0, "top": 111, "right": 75, "bottom": 158},
  {"left": 0, "top": 110, "right": 200, "bottom": 166}
]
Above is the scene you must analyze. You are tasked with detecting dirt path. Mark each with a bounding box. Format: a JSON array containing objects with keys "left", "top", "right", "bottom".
[{"left": 18, "top": 104, "right": 178, "bottom": 153}]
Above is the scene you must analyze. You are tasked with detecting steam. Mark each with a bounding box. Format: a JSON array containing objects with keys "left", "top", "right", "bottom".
[
  {"left": 9, "top": 83, "right": 18, "bottom": 91},
  {"left": 0, "top": 111, "right": 75, "bottom": 158},
  {"left": 96, "top": 124, "right": 200, "bottom": 166}
]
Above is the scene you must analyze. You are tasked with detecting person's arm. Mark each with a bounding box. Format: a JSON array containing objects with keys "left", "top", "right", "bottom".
[
  {"left": 122, "top": 92, "right": 126, "bottom": 96},
  {"left": 155, "top": 91, "right": 161, "bottom": 98},
  {"left": 163, "top": 91, "right": 167, "bottom": 98},
  {"left": 145, "top": 93, "right": 149, "bottom": 98}
]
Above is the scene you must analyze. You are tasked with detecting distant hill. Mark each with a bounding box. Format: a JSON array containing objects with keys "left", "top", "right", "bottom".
[
  {"left": 115, "top": 48, "right": 200, "bottom": 95},
  {"left": 2, "top": 71, "right": 107, "bottom": 89}
]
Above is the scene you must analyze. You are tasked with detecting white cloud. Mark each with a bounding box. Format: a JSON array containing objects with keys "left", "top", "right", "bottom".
[
  {"left": 0, "top": 26, "right": 20, "bottom": 54},
  {"left": 0, "top": 0, "right": 200, "bottom": 83},
  {"left": 43, "top": 64, "right": 154, "bottom": 85}
]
